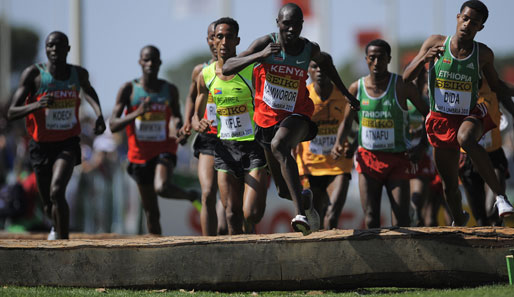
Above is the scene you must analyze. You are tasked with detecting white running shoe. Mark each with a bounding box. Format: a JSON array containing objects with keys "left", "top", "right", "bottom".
[
  {"left": 47, "top": 227, "right": 56, "bottom": 240},
  {"left": 291, "top": 215, "right": 311, "bottom": 236},
  {"left": 302, "top": 189, "right": 320, "bottom": 232},
  {"left": 495, "top": 195, "right": 514, "bottom": 217}
]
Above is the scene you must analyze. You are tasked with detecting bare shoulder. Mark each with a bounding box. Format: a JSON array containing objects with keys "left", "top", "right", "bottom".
[
  {"left": 478, "top": 42, "right": 494, "bottom": 60},
  {"left": 20, "top": 64, "right": 40, "bottom": 81},
  {"left": 192, "top": 63, "right": 205, "bottom": 79},
  {"left": 424, "top": 34, "right": 446, "bottom": 48}
]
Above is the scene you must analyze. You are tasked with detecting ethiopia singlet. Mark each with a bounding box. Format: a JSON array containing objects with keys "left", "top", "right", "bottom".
[
  {"left": 203, "top": 61, "right": 218, "bottom": 135},
  {"left": 357, "top": 74, "right": 409, "bottom": 153},
  {"left": 429, "top": 36, "right": 480, "bottom": 115},
  {"left": 125, "top": 79, "right": 178, "bottom": 164},
  {"left": 26, "top": 63, "right": 81, "bottom": 142},
  {"left": 253, "top": 33, "right": 313, "bottom": 128},
  {"left": 203, "top": 63, "right": 255, "bottom": 141},
  {"left": 297, "top": 83, "right": 351, "bottom": 176}
]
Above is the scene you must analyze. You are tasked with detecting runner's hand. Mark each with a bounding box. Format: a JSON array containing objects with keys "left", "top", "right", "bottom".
[
  {"left": 38, "top": 95, "right": 54, "bottom": 109},
  {"left": 424, "top": 46, "right": 445, "bottom": 63},
  {"left": 94, "top": 115, "right": 106, "bottom": 135},
  {"left": 261, "top": 42, "right": 282, "bottom": 59},
  {"left": 192, "top": 118, "right": 213, "bottom": 134},
  {"left": 331, "top": 143, "right": 344, "bottom": 160},
  {"left": 136, "top": 97, "right": 151, "bottom": 116}
]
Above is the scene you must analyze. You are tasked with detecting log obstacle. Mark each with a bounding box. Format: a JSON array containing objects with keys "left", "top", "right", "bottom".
[{"left": 0, "top": 227, "right": 513, "bottom": 290}]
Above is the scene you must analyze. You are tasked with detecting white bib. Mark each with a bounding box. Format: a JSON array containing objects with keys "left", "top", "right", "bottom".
[
  {"left": 135, "top": 118, "right": 166, "bottom": 141},
  {"left": 45, "top": 107, "right": 76, "bottom": 130},
  {"left": 434, "top": 78, "right": 472, "bottom": 115},
  {"left": 361, "top": 126, "right": 395, "bottom": 150},
  {"left": 309, "top": 134, "right": 336, "bottom": 155},
  {"left": 262, "top": 75, "right": 299, "bottom": 112},
  {"left": 219, "top": 112, "right": 253, "bottom": 140}
]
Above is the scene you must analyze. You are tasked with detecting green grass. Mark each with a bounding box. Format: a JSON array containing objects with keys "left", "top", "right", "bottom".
[{"left": 1, "top": 285, "right": 513, "bottom": 297}]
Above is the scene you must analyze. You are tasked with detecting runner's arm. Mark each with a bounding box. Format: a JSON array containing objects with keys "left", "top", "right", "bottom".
[
  {"left": 192, "top": 70, "right": 212, "bottom": 133},
  {"left": 109, "top": 82, "right": 145, "bottom": 132},
  {"left": 481, "top": 44, "right": 514, "bottom": 98},
  {"left": 7, "top": 65, "right": 44, "bottom": 121},
  {"left": 497, "top": 80, "right": 514, "bottom": 118},
  {"left": 222, "top": 35, "right": 277, "bottom": 75},
  {"left": 77, "top": 66, "right": 105, "bottom": 135},
  {"left": 331, "top": 81, "right": 358, "bottom": 160},
  {"left": 312, "top": 47, "right": 359, "bottom": 111},
  {"left": 403, "top": 35, "right": 445, "bottom": 82},
  {"left": 181, "top": 63, "right": 204, "bottom": 137},
  {"left": 167, "top": 82, "right": 185, "bottom": 141}
]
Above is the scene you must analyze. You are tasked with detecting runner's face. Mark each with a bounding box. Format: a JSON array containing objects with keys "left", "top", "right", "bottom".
[
  {"left": 45, "top": 34, "right": 69, "bottom": 64},
  {"left": 277, "top": 10, "right": 303, "bottom": 43},
  {"left": 456, "top": 7, "right": 484, "bottom": 40},
  {"left": 365, "top": 46, "right": 390, "bottom": 75},
  {"left": 215, "top": 23, "right": 239, "bottom": 60},
  {"left": 139, "top": 48, "right": 161, "bottom": 76},
  {"left": 308, "top": 61, "right": 328, "bottom": 86},
  {"left": 207, "top": 24, "right": 217, "bottom": 58}
]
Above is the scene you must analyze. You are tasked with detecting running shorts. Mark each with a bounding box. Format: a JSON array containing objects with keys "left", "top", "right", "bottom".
[
  {"left": 127, "top": 152, "right": 177, "bottom": 185},
  {"left": 355, "top": 147, "right": 415, "bottom": 183},
  {"left": 29, "top": 136, "right": 81, "bottom": 175},
  {"left": 214, "top": 139, "right": 267, "bottom": 178}
]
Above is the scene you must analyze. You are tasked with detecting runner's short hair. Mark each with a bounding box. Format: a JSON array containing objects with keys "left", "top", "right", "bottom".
[
  {"left": 214, "top": 17, "right": 239, "bottom": 36},
  {"left": 365, "top": 39, "right": 391, "bottom": 57},
  {"left": 460, "top": 0, "right": 488, "bottom": 24}
]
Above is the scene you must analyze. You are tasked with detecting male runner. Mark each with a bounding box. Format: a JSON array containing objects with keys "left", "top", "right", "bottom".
[
  {"left": 110, "top": 45, "right": 197, "bottom": 235},
  {"left": 193, "top": 17, "right": 268, "bottom": 235},
  {"left": 7, "top": 31, "right": 106, "bottom": 239},
  {"left": 222, "top": 3, "right": 359, "bottom": 235},
  {"left": 180, "top": 21, "right": 221, "bottom": 236},
  {"left": 336, "top": 39, "right": 429, "bottom": 228},
  {"left": 459, "top": 77, "right": 514, "bottom": 225},
  {"left": 403, "top": 0, "right": 514, "bottom": 225},
  {"left": 296, "top": 56, "right": 355, "bottom": 230}
]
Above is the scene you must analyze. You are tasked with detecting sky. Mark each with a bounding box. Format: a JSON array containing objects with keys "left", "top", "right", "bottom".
[{"left": 4, "top": 0, "right": 514, "bottom": 114}]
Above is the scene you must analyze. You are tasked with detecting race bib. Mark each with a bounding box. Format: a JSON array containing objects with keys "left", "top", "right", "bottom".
[
  {"left": 361, "top": 118, "right": 395, "bottom": 150},
  {"left": 218, "top": 104, "right": 253, "bottom": 139},
  {"left": 135, "top": 114, "right": 166, "bottom": 142},
  {"left": 206, "top": 93, "right": 218, "bottom": 127},
  {"left": 45, "top": 107, "right": 76, "bottom": 130},
  {"left": 434, "top": 78, "right": 472, "bottom": 115},
  {"left": 262, "top": 73, "right": 299, "bottom": 112},
  {"left": 309, "top": 134, "right": 336, "bottom": 155}
]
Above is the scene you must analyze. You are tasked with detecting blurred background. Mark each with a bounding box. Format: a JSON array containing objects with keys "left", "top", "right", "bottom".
[{"left": 1, "top": 0, "right": 514, "bottom": 236}]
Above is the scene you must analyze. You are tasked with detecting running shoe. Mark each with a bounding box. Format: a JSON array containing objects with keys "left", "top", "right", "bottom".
[
  {"left": 291, "top": 214, "right": 311, "bottom": 235},
  {"left": 47, "top": 227, "right": 56, "bottom": 240},
  {"left": 451, "top": 211, "right": 470, "bottom": 227},
  {"left": 495, "top": 195, "right": 514, "bottom": 217},
  {"left": 302, "top": 189, "right": 320, "bottom": 232}
]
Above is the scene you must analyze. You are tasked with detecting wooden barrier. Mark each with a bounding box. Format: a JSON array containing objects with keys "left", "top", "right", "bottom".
[{"left": 0, "top": 227, "right": 513, "bottom": 290}]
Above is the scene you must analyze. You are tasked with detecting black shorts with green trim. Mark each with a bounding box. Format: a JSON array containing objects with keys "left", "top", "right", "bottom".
[
  {"left": 193, "top": 133, "right": 219, "bottom": 158},
  {"left": 214, "top": 139, "right": 267, "bottom": 178},
  {"left": 254, "top": 114, "right": 318, "bottom": 151}
]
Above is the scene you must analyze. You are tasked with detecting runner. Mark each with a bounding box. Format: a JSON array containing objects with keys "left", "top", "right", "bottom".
[
  {"left": 458, "top": 77, "right": 514, "bottom": 226},
  {"left": 7, "top": 31, "right": 106, "bottom": 239},
  {"left": 335, "top": 39, "right": 429, "bottom": 228},
  {"left": 180, "top": 21, "right": 221, "bottom": 236},
  {"left": 110, "top": 45, "right": 197, "bottom": 235},
  {"left": 296, "top": 56, "right": 356, "bottom": 230},
  {"left": 403, "top": 0, "right": 514, "bottom": 225},
  {"left": 193, "top": 17, "right": 268, "bottom": 235},
  {"left": 222, "top": 3, "right": 359, "bottom": 235}
]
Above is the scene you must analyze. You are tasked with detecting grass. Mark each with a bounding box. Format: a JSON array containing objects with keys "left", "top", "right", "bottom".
[{"left": 1, "top": 284, "right": 513, "bottom": 297}]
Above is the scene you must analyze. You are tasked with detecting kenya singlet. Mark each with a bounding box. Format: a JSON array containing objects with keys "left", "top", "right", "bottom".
[
  {"left": 203, "top": 63, "right": 255, "bottom": 141},
  {"left": 125, "top": 79, "right": 178, "bottom": 164},
  {"left": 429, "top": 36, "right": 480, "bottom": 115},
  {"left": 26, "top": 63, "right": 81, "bottom": 142},
  {"left": 357, "top": 74, "right": 409, "bottom": 153},
  {"left": 253, "top": 33, "right": 313, "bottom": 128}
]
